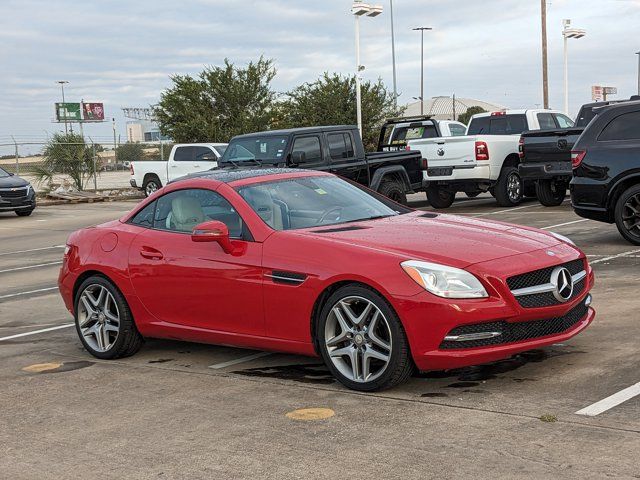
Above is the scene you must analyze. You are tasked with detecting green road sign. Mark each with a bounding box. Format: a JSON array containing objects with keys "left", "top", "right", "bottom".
[{"left": 55, "top": 102, "right": 82, "bottom": 121}]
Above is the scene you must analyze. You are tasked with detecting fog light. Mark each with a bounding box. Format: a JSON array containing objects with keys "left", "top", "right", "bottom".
[{"left": 585, "top": 294, "right": 592, "bottom": 307}]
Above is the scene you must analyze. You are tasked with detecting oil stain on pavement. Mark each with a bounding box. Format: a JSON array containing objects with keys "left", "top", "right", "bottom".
[
  {"left": 22, "top": 360, "right": 94, "bottom": 374},
  {"left": 233, "top": 364, "right": 335, "bottom": 385}
]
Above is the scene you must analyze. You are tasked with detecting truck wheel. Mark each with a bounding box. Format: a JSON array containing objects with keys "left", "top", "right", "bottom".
[
  {"left": 614, "top": 184, "right": 640, "bottom": 245},
  {"left": 378, "top": 178, "right": 407, "bottom": 205},
  {"left": 143, "top": 176, "right": 161, "bottom": 197},
  {"left": 494, "top": 166, "right": 523, "bottom": 207},
  {"left": 536, "top": 179, "right": 567, "bottom": 207},
  {"left": 426, "top": 187, "right": 455, "bottom": 209}
]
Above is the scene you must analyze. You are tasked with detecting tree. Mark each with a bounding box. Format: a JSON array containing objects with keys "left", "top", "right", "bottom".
[
  {"left": 116, "top": 142, "right": 145, "bottom": 164},
  {"left": 457, "top": 106, "right": 487, "bottom": 125},
  {"left": 154, "top": 57, "right": 277, "bottom": 143},
  {"left": 33, "top": 133, "right": 98, "bottom": 191},
  {"left": 281, "top": 73, "right": 402, "bottom": 151}
]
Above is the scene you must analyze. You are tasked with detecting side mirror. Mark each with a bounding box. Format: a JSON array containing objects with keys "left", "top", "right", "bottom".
[
  {"left": 191, "top": 220, "right": 234, "bottom": 254},
  {"left": 289, "top": 150, "right": 306, "bottom": 166}
]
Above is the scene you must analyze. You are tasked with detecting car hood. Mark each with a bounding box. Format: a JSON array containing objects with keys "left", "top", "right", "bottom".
[
  {"left": 0, "top": 175, "right": 28, "bottom": 188},
  {"left": 296, "top": 212, "right": 563, "bottom": 269}
]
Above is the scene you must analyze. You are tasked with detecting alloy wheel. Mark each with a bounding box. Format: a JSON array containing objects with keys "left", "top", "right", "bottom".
[
  {"left": 145, "top": 181, "right": 159, "bottom": 196},
  {"left": 77, "top": 284, "right": 120, "bottom": 352},
  {"left": 324, "top": 296, "right": 392, "bottom": 383},
  {"left": 622, "top": 193, "right": 640, "bottom": 240},
  {"left": 507, "top": 172, "right": 522, "bottom": 203}
]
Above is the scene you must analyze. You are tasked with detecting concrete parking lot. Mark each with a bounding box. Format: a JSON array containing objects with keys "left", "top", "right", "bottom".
[{"left": 1, "top": 195, "right": 639, "bottom": 479}]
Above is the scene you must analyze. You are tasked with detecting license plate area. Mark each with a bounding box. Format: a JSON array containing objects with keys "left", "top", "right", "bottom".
[{"left": 427, "top": 167, "right": 453, "bottom": 177}]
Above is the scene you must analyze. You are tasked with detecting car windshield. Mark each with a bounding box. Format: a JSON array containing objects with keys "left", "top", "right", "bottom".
[
  {"left": 213, "top": 145, "right": 227, "bottom": 156},
  {"left": 0, "top": 167, "right": 9, "bottom": 178},
  {"left": 236, "top": 176, "right": 401, "bottom": 230},
  {"left": 221, "top": 136, "right": 288, "bottom": 164}
]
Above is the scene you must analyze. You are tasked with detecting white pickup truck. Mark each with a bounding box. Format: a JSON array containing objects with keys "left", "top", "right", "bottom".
[
  {"left": 130, "top": 143, "right": 227, "bottom": 196},
  {"left": 407, "top": 109, "right": 573, "bottom": 208},
  {"left": 378, "top": 116, "right": 467, "bottom": 151}
]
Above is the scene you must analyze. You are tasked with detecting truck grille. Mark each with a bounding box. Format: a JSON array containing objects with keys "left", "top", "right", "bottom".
[
  {"left": 439, "top": 300, "right": 589, "bottom": 350},
  {"left": 507, "top": 258, "right": 586, "bottom": 308},
  {"left": 0, "top": 187, "right": 28, "bottom": 199}
]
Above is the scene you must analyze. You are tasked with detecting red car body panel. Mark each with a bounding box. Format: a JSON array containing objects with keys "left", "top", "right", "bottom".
[{"left": 58, "top": 171, "right": 595, "bottom": 371}]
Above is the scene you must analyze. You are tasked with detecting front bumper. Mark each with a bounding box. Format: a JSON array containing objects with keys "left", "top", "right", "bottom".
[
  {"left": 519, "top": 161, "right": 572, "bottom": 182},
  {"left": 0, "top": 188, "right": 36, "bottom": 211}
]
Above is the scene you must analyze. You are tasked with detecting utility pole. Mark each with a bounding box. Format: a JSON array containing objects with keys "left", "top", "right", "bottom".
[
  {"left": 56, "top": 80, "right": 69, "bottom": 134},
  {"left": 636, "top": 51, "right": 640, "bottom": 95},
  {"left": 541, "top": 0, "right": 549, "bottom": 109},
  {"left": 112, "top": 118, "right": 117, "bottom": 168},
  {"left": 413, "top": 27, "right": 432, "bottom": 116},
  {"left": 389, "top": 0, "right": 398, "bottom": 110}
]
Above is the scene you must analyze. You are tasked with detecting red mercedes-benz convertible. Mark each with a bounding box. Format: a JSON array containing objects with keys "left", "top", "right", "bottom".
[{"left": 58, "top": 169, "right": 594, "bottom": 391}]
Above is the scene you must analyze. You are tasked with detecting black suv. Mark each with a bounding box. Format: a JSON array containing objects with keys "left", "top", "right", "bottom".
[
  {"left": 571, "top": 100, "right": 640, "bottom": 244},
  {"left": 0, "top": 167, "right": 36, "bottom": 216}
]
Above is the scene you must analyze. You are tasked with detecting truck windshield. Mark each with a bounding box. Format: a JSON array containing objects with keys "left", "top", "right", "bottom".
[
  {"left": 468, "top": 115, "right": 527, "bottom": 135},
  {"left": 236, "top": 176, "right": 399, "bottom": 230},
  {"left": 0, "top": 167, "right": 9, "bottom": 178},
  {"left": 391, "top": 124, "right": 438, "bottom": 143},
  {"left": 221, "top": 136, "right": 288, "bottom": 164}
]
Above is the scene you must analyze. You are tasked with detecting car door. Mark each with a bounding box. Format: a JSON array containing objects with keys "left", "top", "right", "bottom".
[
  {"left": 128, "top": 187, "right": 264, "bottom": 336},
  {"left": 168, "top": 146, "right": 196, "bottom": 181},
  {"left": 290, "top": 135, "right": 327, "bottom": 171},
  {"left": 326, "top": 131, "right": 365, "bottom": 183}
]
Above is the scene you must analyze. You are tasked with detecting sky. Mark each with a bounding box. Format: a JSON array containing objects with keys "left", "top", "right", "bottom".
[{"left": 1, "top": 0, "right": 639, "bottom": 150}]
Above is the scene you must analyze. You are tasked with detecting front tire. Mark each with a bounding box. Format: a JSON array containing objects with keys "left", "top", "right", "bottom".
[
  {"left": 378, "top": 178, "right": 407, "bottom": 205},
  {"left": 74, "top": 275, "right": 143, "bottom": 359},
  {"left": 317, "top": 285, "right": 414, "bottom": 391},
  {"left": 426, "top": 186, "right": 455, "bottom": 209},
  {"left": 614, "top": 184, "right": 640, "bottom": 245},
  {"left": 494, "top": 166, "right": 523, "bottom": 207},
  {"left": 536, "top": 179, "right": 567, "bottom": 207}
]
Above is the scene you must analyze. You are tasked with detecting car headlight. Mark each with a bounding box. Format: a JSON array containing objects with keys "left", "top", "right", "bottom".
[
  {"left": 401, "top": 260, "right": 488, "bottom": 299},
  {"left": 26, "top": 184, "right": 32, "bottom": 195},
  {"left": 550, "top": 231, "right": 575, "bottom": 246}
]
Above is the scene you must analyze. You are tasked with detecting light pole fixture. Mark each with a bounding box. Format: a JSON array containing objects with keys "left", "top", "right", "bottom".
[
  {"left": 413, "top": 27, "right": 432, "bottom": 116},
  {"left": 56, "top": 80, "right": 69, "bottom": 134},
  {"left": 389, "top": 0, "right": 398, "bottom": 110},
  {"left": 562, "top": 19, "right": 586, "bottom": 114},
  {"left": 351, "top": 2, "right": 383, "bottom": 137}
]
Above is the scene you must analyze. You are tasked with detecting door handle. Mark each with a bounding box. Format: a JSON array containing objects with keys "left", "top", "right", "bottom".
[
  {"left": 171, "top": 164, "right": 178, "bottom": 168},
  {"left": 193, "top": 164, "right": 200, "bottom": 168},
  {"left": 140, "top": 247, "right": 163, "bottom": 260}
]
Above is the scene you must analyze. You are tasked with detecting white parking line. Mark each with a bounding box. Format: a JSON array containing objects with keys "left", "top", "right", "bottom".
[
  {"left": 0, "top": 261, "right": 63, "bottom": 274},
  {"left": 0, "top": 245, "right": 65, "bottom": 256},
  {"left": 0, "top": 286, "right": 59, "bottom": 300},
  {"left": 208, "top": 351, "right": 272, "bottom": 369},
  {"left": 590, "top": 248, "right": 640, "bottom": 265},
  {"left": 474, "top": 204, "right": 543, "bottom": 217},
  {"left": 0, "top": 323, "right": 74, "bottom": 342},
  {"left": 541, "top": 219, "right": 590, "bottom": 230},
  {"left": 575, "top": 382, "right": 640, "bottom": 416}
]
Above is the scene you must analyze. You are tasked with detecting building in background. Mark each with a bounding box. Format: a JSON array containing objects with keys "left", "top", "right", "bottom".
[
  {"left": 122, "top": 107, "right": 171, "bottom": 143},
  {"left": 403, "top": 96, "right": 506, "bottom": 121}
]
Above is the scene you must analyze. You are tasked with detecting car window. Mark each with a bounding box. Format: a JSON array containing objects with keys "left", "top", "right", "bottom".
[
  {"left": 153, "top": 189, "right": 244, "bottom": 237},
  {"left": 193, "top": 146, "right": 215, "bottom": 161},
  {"left": 291, "top": 136, "right": 322, "bottom": 163},
  {"left": 392, "top": 125, "right": 437, "bottom": 142},
  {"left": 537, "top": 113, "right": 556, "bottom": 129},
  {"left": 222, "top": 136, "right": 287, "bottom": 164},
  {"left": 173, "top": 146, "right": 193, "bottom": 162},
  {"left": 575, "top": 107, "right": 597, "bottom": 127},
  {"left": 449, "top": 124, "right": 466, "bottom": 136},
  {"left": 598, "top": 111, "right": 640, "bottom": 141},
  {"left": 213, "top": 145, "right": 227, "bottom": 156},
  {"left": 130, "top": 201, "right": 156, "bottom": 228},
  {"left": 468, "top": 115, "right": 527, "bottom": 135},
  {"left": 553, "top": 114, "right": 574, "bottom": 128},
  {"left": 327, "top": 133, "right": 354, "bottom": 160}
]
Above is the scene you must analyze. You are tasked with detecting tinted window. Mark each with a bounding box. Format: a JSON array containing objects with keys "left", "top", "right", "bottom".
[
  {"left": 537, "top": 113, "right": 556, "bottom": 129},
  {"left": 193, "top": 146, "right": 215, "bottom": 161},
  {"left": 468, "top": 115, "right": 527, "bottom": 135},
  {"left": 554, "top": 114, "right": 574, "bottom": 128},
  {"left": 599, "top": 111, "right": 640, "bottom": 141},
  {"left": 392, "top": 125, "right": 437, "bottom": 142},
  {"left": 327, "top": 133, "right": 354, "bottom": 159},
  {"left": 449, "top": 124, "right": 466, "bottom": 136},
  {"left": 173, "top": 146, "right": 193, "bottom": 162},
  {"left": 213, "top": 145, "right": 227, "bottom": 156},
  {"left": 130, "top": 201, "right": 156, "bottom": 228},
  {"left": 291, "top": 136, "right": 322, "bottom": 163},
  {"left": 222, "top": 136, "right": 288, "bottom": 163},
  {"left": 154, "top": 189, "right": 243, "bottom": 237}
]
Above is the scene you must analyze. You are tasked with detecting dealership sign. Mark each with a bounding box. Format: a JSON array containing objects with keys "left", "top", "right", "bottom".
[
  {"left": 55, "top": 102, "right": 82, "bottom": 121},
  {"left": 591, "top": 86, "right": 617, "bottom": 101}
]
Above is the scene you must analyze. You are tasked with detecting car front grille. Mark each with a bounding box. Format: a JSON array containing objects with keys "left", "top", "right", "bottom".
[
  {"left": 439, "top": 300, "right": 589, "bottom": 350},
  {"left": 507, "top": 258, "right": 586, "bottom": 308},
  {"left": 0, "top": 187, "right": 28, "bottom": 199}
]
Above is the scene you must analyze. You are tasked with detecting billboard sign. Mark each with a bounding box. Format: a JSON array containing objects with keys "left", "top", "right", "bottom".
[
  {"left": 591, "top": 85, "right": 617, "bottom": 101},
  {"left": 82, "top": 102, "right": 105, "bottom": 121},
  {"left": 55, "top": 102, "right": 82, "bottom": 121},
  {"left": 603, "top": 87, "right": 617, "bottom": 95}
]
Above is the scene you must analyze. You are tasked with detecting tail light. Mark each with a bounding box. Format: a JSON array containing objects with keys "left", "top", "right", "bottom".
[
  {"left": 475, "top": 141, "right": 489, "bottom": 161},
  {"left": 421, "top": 158, "right": 428, "bottom": 170},
  {"left": 518, "top": 137, "right": 524, "bottom": 159},
  {"left": 571, "top": 150, "right": 586, "bottom": 168},
  {"left": 130, "top": 163, "right": 135, "bottom": 175},
  {"left": 405, "top": 145, "right": 411, "bottom": 151},
  {"left": 491, "top": 111, "right": 507, "bottom": 116}
]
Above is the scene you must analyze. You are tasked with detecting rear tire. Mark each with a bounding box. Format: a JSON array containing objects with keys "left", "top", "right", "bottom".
[
  {"left": 317, "top": 284, "right": 414, "bottom": 391},
  {"left": 16, "top": 209, "right": 34, "bottom": 217},
  {"left": 378, "top": 178, "right": 407, "bottom": 205},
  {"left": 74, "top": 275, "right": 143, "bottom": 360},
  {"left": 536, "top": 179, "right": 567, "bottom": 207},
  {"left": 426, "top": 186, "right": 455, "bottom": 209},
  {"left": 143, "top": 175, "right": 161, "bottom": 197},
  {"left": 614, "top": 184, "right": 640, "bottom": 245},
  {"left": 494, "top": 166, "right": 523, "bottom": 207}
]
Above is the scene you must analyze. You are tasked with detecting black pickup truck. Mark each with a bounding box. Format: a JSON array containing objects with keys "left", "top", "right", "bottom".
[
  {"left": 217, "top": 125, "right": 423, "bottom": 204},
  {"left": 519, "top": 98, "right": 640, "bottom": 206}
]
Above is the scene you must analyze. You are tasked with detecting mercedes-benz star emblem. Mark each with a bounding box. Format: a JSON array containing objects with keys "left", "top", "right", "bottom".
[{"left": 551, "top": 266, "right": 574, "bottom": 302}]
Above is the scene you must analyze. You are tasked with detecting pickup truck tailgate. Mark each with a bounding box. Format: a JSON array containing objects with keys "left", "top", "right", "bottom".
[{"left": 409, "top": 136, "right": 476, "bottom": 176}]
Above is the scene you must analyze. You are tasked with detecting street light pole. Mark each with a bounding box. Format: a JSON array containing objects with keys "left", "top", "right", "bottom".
[
  {"left": 389, "top": 0, "right": 398, "bottom": 110},
  {"left": 541, "top": 0, "right": 549, "bottom": 109},
  {"left": 636, "top": 51, "right": 640, "bottom": 95},
  {"left": 413, "top": 27, "right": 432, "bottom": 116},
  {"left": 56, "top": 80, "right": 69, "bottom": 134},
  {"left": 562, "top": 20, "right": 586, "bottom": 115}
]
